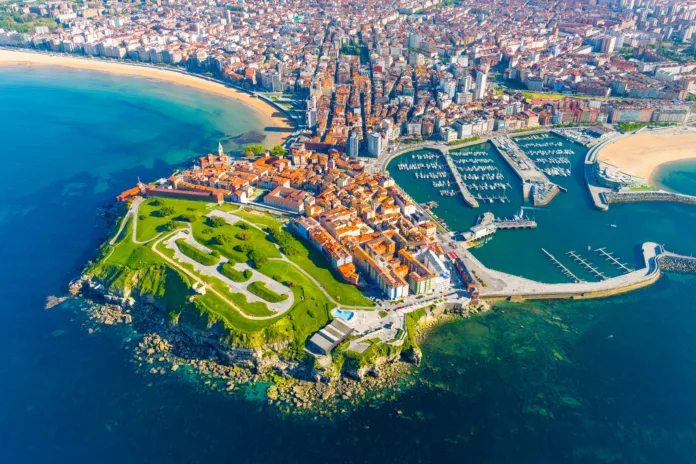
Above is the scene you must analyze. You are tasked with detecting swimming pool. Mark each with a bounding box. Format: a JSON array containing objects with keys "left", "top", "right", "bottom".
[{"left": 332, "top": 308, "right": 354, "bottom": 321}]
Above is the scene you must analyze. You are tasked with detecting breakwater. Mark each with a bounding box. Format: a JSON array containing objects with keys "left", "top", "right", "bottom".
[
  {"left": 455, "top": 242, "right": 664, "bottom": 301},
  {"left": 658, "top": 252, "right": 696, "bottom": 273},
  {"left": 603, "top": 190, "right": 696, "bottom": 206}
]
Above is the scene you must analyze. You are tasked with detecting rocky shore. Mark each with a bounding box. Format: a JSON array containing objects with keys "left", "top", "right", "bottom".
[{"left": 66, "top": 273, "right": 469, "bottom": 417}]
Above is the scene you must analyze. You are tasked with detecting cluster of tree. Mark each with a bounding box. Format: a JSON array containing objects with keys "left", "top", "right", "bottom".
[
  {"left": 340, "top": 44, "right": 361, "bottom": 56},
  {"left": 207, "top": 217, "right": 227, "bottom": 228},
  {"left": 248, "top": 249, "right": 268, "bottom": 268},
  {"left": 447, "top": 136, "right": 480, "bottom": 146},
  {"left": 268, "top": 226, "right": 299, "bottom": 255},
  {"left": 158, "top": 221, "right": 179, "bottom": 232},
  {"left": 0, "top": 12, "right": 58, "bottom": 33},
  {"left": 209, "top": 234, "right": 231, "bottom": 245},
  {"left": 154, "top": 206, "right": 175, "bottom": 217},
  {"left": 242, "top": 144, "right": 287, "bottom": 159},
  {"left": 174, "top": 213, "right": 196, "bottom": 223}
]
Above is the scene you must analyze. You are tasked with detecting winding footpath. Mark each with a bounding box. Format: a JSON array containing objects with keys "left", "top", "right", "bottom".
[
  {"left": 118, "top": 201, "right": 374, "bottom": 323},
  {"left": 207, "top": 210, "right": 374, "bottom": 310}
]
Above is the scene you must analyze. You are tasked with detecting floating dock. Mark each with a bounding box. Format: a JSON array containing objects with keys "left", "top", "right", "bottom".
[
  {"left": 596, "top": 248, "right": 634, "bottom": 273},
  {"left": 542, "top": 248, "right": 583, "bottom": 283},
  {"left": 567, "top": 251, "right": 607, "bottom": 280}
]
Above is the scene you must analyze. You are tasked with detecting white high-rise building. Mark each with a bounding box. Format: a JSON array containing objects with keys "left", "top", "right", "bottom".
[
  {"left": 408, "top": 33, "right": 422, "bottom": 50},
  {"left": 367, "top": 132, "right": 384, "bottom": 157},
  {"left": 347, "top": 131, "right": 359, "bottom": 159},
  {"left": 442, "top": 79, "right": 457, "bottom": 99},
  {"left": 474, "top": 70, "right": 488, "bottom": 100},
  {"left": 601, "top": 36, "right": 617, "bottom": 54},
  {"left": 461, "top": 74, "right": 472, "bottom": 93}
]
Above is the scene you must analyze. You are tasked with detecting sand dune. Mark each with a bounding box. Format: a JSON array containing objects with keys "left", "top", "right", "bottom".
[
  {"left": 597, "top": 126, "right": 696, "bottom": 184},
  {"left": 0, "top": 49, "right": 293, "bottom": 147}
]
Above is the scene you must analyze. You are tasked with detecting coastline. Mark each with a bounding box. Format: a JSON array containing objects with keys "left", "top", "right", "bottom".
[
  {"left": 0, "top": 49, "right": 294, "bottom": 148},
  {"left": 596, "top": 126, "right": 696, "bottom": 184}
]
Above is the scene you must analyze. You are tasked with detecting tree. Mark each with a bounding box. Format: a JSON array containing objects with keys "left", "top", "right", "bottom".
[
  {"left": 236, "top": 232, "right": 250, "bottom": 241},
  {"left": 248, "top": 249, "right": 268, "bottom": 268},
  {"left": 158, "top": 221, "right": 178, "bottom": 232},
  {"left": 207, "top": 217, "right": 227, "bottom": 228},
  {"left": 156, "top": 206, "right": 175, "bottom": 217},
  {"left": 210, "top": 234, "right": 232, "bottom": 245},
  {"left": 270, "top": 145, "right": 287, "bottom": 156},
  {"left": 243, "top": 144, "right": 266, "bottom": 156},
  {"left": 235, "top": 243, "right": 252, "bottom": 253},
  {"left": 174, "top": 214, "right": 196, "bottom": 222}
]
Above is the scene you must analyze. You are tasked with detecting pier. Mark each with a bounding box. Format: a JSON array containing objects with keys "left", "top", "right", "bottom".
[
  {"left": 494, "top": 218, "right": 537, "bottom": 229},
  {"left": 442, "top": 150, "right": 480, "bottom": 208},
  {"left": 596, "top": 248, "right": 634, "bottom": 273},
  {"left": 448, "top": 242, "right": 663, "bottom": 301},
  {"left": 490, "top": 136, "right": 560, "bottom": 206},
  {"left": 542, "top": 248, "right": 583, "bottom": 283},
  {"left": 567, "top": 251, "right": 607, "bottom": 280}
]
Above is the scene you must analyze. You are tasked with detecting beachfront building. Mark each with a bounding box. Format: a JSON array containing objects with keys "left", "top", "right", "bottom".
[{"left": 308, "top": 318, "right": 354, "bottom": 355}]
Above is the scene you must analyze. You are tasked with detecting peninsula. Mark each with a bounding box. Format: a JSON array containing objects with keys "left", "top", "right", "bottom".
[{"left": 71, "top": 139, "right": 696, "bottom": 412}]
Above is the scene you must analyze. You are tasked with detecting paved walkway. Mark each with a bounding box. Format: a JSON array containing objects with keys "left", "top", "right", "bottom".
[
  {"left": 207, "top": 210, "right": 375, "bottom": 310},
  {"left": 109, "top": 197, "right": 144, "bottom": 245},
  {"left": 452, "top": 240, "right": 662, "bottom": 299},
  {"left": 162, "top": 230, "right": 294, "bottom": 314}
]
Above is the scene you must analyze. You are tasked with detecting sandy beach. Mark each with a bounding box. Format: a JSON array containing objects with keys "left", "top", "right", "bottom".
[
  {"left": 0, "top": 49, "right": 293, "bottom": 147},
  {"left": 597, "top": 126, "right": 696, "bottom": 184}
]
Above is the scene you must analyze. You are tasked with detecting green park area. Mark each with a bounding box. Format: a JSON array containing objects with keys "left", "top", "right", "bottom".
[{"left": 86, "top": 197, "right": 373, "bottom": 356}]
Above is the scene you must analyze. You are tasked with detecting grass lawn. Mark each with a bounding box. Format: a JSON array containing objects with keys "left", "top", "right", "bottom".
[
  {"left": 175, "top": 239, "right": 220, "bottom": 266},
  {"left": 136, "top": 198, "right": 212, "bottom": 242},
  {"left": 87, "top": 199, "right": 343, "bottom": 355},
  {"left": 248, "top": 281, "right": 289, "bottom": 303},
  {"left": 522, "top": 91, "right": 609, "bottom": 102},
  {"left": 255, "top": 260, "right": 335, "bottom": 351},
  {"left": 190, "top": 215, "right": 281, "bottom": 262},
  {"left": 235, "top": 209, "right": 286, "bottom": 229},
  {"left": 216, "top": 203, "right": 240, "bottom": 212},
  {"left": 233, "top": 212, "right": 374, "bottom": 307},
  {"left": 284, "top": 232, "right": 374, "bottom": 307}
]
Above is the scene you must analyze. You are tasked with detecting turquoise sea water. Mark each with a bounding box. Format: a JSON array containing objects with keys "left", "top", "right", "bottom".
[
  {"left": 652, "top": 159, "right": 696, "bottom": 196},
  {"left": 2, "top": 66, "right": 696, "bottom": 463}
]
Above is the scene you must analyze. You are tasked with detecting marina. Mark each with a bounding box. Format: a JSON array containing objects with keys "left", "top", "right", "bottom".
[
  {"left": 394, "top": 147, "right": 516, "bottom": 207},
  {"left": 490, "top": 135, "right": 560, "bottom": 206}
]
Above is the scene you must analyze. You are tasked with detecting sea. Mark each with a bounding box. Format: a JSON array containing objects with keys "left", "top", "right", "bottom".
[{"left": 1, "top": 66, "right": 696, "bottom": 464}]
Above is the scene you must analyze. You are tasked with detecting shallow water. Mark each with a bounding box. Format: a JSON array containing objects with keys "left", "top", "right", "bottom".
[
  {"left": 2, "top": 68, "right": 696, "bottom": 463},
  {"left": 652, "top": 159, "right": 696, "bottom": 196}
]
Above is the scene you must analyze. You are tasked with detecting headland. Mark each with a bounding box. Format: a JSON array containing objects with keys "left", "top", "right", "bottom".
[
  {"left": 64, "top": 135, "right": 696, "bottom": 415},
  {"left": 597, "top": 126, "right": 696, "bottom": 185},
  {"left": 0, "top": 49, "right": 293, "bottom": 148}
]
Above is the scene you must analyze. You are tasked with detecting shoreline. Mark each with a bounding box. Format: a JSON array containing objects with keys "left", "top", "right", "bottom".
[
  {"left": 596, "top": 126, "right": 696, "bottom": 184},
  {"left": 0, "top": 49, "right": 294, "bottom": 148}
]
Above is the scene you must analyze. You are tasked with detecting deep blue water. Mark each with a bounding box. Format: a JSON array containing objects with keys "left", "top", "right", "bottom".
[{"left": 2, "top": 67, "right": 696, "bottom": 463}]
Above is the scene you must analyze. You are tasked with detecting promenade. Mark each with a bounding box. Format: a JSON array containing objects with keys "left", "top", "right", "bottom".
[{"left": 453, "top": 241, "right": 664, "bottom": 301}]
